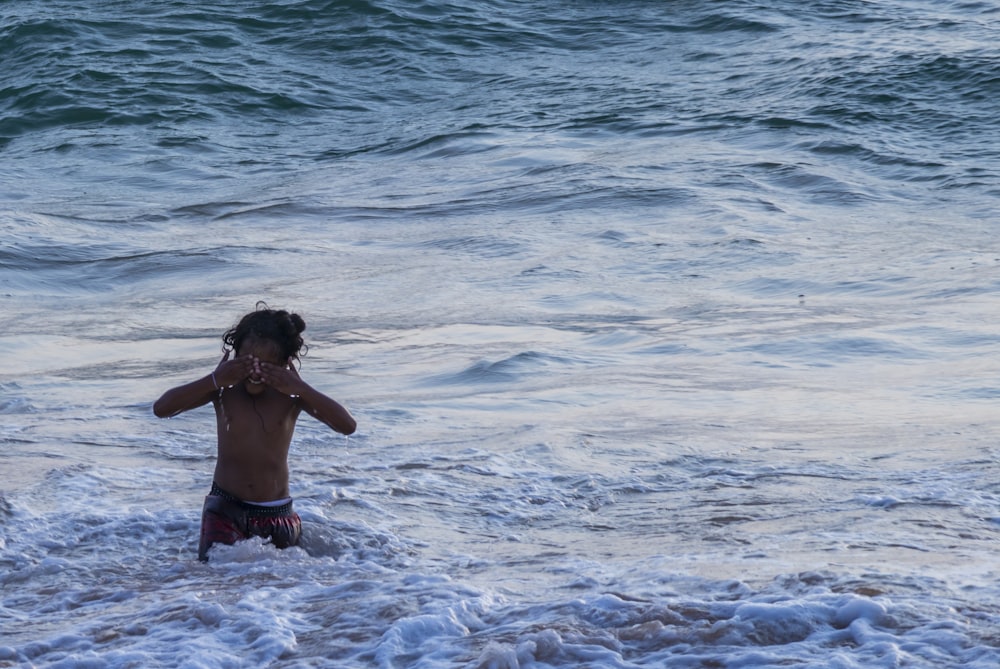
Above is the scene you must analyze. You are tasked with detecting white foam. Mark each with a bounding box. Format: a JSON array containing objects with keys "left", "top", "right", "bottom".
[{"left": 3, "top": 447, "right": 1000, "bottom": 668}]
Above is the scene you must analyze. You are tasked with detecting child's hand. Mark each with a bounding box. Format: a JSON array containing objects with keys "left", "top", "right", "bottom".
[
  {"left": 257, "top": 357, "right": 306, "bottom": 396},
  {"left": 213, "top": 351, "right": 254, "bottom": 388}
]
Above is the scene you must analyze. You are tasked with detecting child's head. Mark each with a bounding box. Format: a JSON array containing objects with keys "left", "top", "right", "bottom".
[{"left": 223, "top": 303, "right": 308, "bottom": 363}]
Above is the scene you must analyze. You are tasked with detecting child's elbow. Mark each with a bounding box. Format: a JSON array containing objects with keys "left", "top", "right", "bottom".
[
  {"left": 341, "top": 418, "right": 357, "bottom": 435},
  {"left": 152, "top": 399, "right": 172, "bottom": 418}
]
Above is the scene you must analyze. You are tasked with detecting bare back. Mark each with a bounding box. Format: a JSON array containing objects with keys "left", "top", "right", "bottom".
[{"left": 212, "top": 384, "right": 302, "bottom": 503}]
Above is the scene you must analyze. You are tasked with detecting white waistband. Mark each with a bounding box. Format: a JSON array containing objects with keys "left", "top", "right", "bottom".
[{"left": 247, "top": 496, "right": 293, "bottom": 507}]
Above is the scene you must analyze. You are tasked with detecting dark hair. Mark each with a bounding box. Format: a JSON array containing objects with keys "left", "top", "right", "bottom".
[{"left": 222, "top": 302, "right": 308, "bottom": 362}]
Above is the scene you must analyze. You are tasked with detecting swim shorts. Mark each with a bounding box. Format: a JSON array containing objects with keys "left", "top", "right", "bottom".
[{"left": 198, "top": 482, "right": 302, "bottom": 561}]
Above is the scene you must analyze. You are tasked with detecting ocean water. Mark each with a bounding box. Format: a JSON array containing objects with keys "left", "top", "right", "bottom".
[{"left": 2, "top": 0, "right": 1000, "bottom": 666}]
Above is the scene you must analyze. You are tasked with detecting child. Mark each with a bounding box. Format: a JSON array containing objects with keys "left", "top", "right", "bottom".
[{"left": 153, "top": 305, "right": 356, "bottom": 561}]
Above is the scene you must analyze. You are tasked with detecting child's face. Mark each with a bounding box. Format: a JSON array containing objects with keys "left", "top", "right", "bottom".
[{"left": 237, "top": 336, "right": 284, "bottom": 395}]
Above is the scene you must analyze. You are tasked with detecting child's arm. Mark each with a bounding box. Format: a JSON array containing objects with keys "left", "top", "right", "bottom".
[
  {"left": 153, "top": 353, "right": 253, "bottom": 418},
  {"left": 259, "top": 359, "right": 357, "bottom": 435}
]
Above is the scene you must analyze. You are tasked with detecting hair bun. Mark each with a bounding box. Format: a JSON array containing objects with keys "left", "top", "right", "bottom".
[{"left": 290, "top": 313, "right": 306, "bottom": 334}]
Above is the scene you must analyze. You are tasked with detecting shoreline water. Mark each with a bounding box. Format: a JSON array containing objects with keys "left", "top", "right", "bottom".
[{"left": 3, "top": 0, "right": 1000, "bottom": 665}]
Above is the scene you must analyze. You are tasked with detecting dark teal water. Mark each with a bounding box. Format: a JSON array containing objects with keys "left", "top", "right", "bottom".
[{"left": 2, "top": 1, "right": 1000, "bottom": 667}]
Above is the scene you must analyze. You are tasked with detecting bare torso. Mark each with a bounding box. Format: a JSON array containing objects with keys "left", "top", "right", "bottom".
[{"left": 211, "top": 384, "right": 302, "bottom": 503}]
